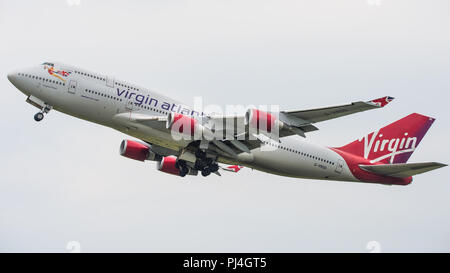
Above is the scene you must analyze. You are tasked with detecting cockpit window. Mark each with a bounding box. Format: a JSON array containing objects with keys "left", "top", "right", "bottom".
[{"left": 42, "top": 62, "right": 54, "bottom": 66}]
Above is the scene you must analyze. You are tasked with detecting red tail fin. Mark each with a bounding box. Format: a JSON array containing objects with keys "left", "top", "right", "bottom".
[{"left": 335, "top": 113, "right": 435, "bottom": 164}]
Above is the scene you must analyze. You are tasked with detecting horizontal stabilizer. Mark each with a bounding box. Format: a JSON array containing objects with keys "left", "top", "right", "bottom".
[{"left": 359, "top": 162, "right": 447, "bottom": 178}]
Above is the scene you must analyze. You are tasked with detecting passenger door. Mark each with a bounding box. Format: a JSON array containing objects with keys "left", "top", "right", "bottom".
[
  {"left": 68, "top": 80, "right": 77, "bottom": 94},
  {"left": 335, "top": 159, "right": 344, "bottom": 174},
  {"left": 106, "top": 76, "right": 114, "bottom": 88},
  {"left": 125, "top": 97, "right": 134, "bottom": 112}
]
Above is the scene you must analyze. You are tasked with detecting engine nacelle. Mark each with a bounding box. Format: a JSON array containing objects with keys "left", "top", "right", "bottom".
[
  {"left": 166, "top": 112, "right": 198, "bottom": 135},
  {"left": 120, "top": 140, "right": 159, "bottom": 161},
  {"left": 156, "top": 156, "right": 181, "bottom": 176},
  {"left": 166, "top": 113, "right": 213, "bottom": 140},
  {"left": 245, "top": 108, "right": 284, "bottom": 133}
]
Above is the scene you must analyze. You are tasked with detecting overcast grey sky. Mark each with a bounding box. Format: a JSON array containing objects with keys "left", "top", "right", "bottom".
[{"left": 0, "top": 0, "right": 449, "bottom": 252}]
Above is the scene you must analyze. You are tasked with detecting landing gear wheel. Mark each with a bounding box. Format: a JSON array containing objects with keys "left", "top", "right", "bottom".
[
  {"left": 180, "top": 166, "right": 189, "bottom": 177},
  {"left": 209, "top": 164, "right": 219, "bottom": 173},
  {"left": 201, "top": 168, "right": 211, "bottom": 177},
  {"left": 34, "top": 112, "right": 44, "bottom": 122}
]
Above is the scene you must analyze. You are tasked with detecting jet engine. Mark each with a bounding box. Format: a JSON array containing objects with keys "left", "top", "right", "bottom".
[
  {"left": 156, "top": 156, "right": 182, "bottom": 176},
  {"left": 119, "top": 140, "right": 159, "bottom": 161},
  {"left": 245, "top": 108, "right": 284, "bottom": 134},
  {"left": 166, "top": 113, "right": 198, "bottom": 135},
  {"left": 166, "top": 112, "right": 213, "bottom": 140}
]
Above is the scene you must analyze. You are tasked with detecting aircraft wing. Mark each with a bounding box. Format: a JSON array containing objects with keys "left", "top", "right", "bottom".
[
  {"left": 112, "top": 96, "right": 395, "bottom": 159},
  {"left": 359, "top": 162, "right": 447, "bottom": 178},
  {"left": 112, "top": 112, "right": 262, "bottom": 158},
  {"left": 207, "top": 96, "right": 395, "bottom": 138},
  {"left": 281, "top": 96, "right": 395, "bottom": 125},
  {"left": 201, "top": 96, "right": 395, "bottom": 157}
]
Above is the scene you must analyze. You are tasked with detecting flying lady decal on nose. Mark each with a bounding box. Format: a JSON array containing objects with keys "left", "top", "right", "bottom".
[{"left": 43, "top": 64, "right": 71, "bottom": 82}]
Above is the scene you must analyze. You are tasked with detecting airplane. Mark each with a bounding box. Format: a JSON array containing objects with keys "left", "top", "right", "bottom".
[{"left": 7, "top": 62, "right": 447, "bottom": 185}]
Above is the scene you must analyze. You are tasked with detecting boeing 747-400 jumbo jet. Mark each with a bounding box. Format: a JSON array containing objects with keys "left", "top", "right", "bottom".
[{"left": 7, "top": 62, "right": 447, "bottom": 185}]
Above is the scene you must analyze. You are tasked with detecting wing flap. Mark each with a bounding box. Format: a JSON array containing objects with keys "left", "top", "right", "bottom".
[
  {"left": 359, "top": 162, "right": 447, "bottom": 178},
  {"left": 112, "top": 112, "right": 168, "bottom": 131}
]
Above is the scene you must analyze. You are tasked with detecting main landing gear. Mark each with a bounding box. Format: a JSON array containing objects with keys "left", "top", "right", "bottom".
[
  {"left": 201, "top": 164, "right": 219, "bottom": 177},
  {"left": 175, "top": 161, "right": 190, "bottom": 177},
  {"left": 175, "top": 151, "right": 220, "bottom": 177},
  {"left": 34, "top": 105, "right": 52, "bottom": 122},
  {"left": 194, "top": 150, "right": 219, "bottom": 177},
  {"left": 180, "top": 165, "right": 189, "bottom": 177}
]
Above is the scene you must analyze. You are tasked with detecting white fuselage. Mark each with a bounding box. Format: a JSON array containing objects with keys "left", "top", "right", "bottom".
[{"left": 8, "top": 63, "right": 358, "bottom": 182}]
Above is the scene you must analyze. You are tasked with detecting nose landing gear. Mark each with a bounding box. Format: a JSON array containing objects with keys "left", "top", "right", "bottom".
[
  {"left": 34, "top": 112, "right": 44, "bottom": 122},
  {"left": 25, "top": 96, "right": 53, "bottom": 122},
  {"left": 33, "top": 105, "right": 52, "bottom": 122}
]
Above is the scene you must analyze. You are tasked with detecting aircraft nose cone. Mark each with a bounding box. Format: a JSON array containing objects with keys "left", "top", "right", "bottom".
[{"left": 7, "top": 71, "right": 16, "bottom": 84}]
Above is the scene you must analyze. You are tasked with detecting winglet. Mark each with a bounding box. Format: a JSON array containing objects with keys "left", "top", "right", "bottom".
[
  {"left": 369, "top": 96, "right": 395, "bottom": 108},
  {"left": 220, "top": 165, "right": 244, "bottom": 173}
]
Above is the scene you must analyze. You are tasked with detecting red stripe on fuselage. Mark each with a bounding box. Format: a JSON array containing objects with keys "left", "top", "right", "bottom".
[{"left": 330, "top": 148, "right": 412, "bottom": 185}]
